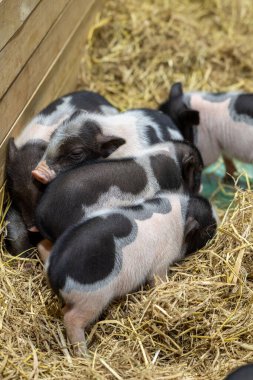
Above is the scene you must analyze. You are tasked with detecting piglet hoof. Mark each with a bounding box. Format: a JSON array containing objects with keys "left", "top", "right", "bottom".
[{"left": 72, "top": 342, "right": 89, "bottom": 358}]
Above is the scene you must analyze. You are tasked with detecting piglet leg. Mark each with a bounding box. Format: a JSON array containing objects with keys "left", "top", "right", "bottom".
[
  {"left": 222, "top": 155, "right": 237, "bottom": 183},
  {"left": 148, "top": 267, "right": 167, "bottom": 287},
  {"left": 37, "top": 239, "right": 53, "bottom": 263},
  {"left": 63, "top": 295, "right": 110, "bottom": 357}
]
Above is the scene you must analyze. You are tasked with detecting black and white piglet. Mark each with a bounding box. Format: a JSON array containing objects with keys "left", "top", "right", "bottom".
[
  {"left": 38, "top": 191, "right": 217, "bottom": 355},
  {"left": 159, "top": 82, "right": 253, "bottom": 176},
  {"left": 36, "top": 141, "right": 203, "bottom": 241},
  {"left": 6, "top": 91, "right": 118, "bottom": 256},
  {"left": 32, "top": 108, "right": 183, "bottom": 184}
]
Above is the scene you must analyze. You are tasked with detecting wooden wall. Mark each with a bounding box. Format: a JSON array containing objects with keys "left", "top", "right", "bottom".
[{"left": 0, "top": 0, "right": 102, "bottom": 188}]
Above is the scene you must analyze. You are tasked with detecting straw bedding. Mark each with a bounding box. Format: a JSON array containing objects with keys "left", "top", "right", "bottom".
[{"left": 1, "top": 1, "right": 253, "bottom": 379}]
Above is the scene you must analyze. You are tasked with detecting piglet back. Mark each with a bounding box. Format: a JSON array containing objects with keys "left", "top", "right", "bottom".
[{"left": 47, "top": 213, "right": 132, "bottom": 294}]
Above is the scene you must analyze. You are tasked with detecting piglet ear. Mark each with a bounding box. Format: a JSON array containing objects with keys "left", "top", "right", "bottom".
[
  {"left": 182, "top": 154, "right": 196, "bottom": 191},
  {"left": 169, "top": 82, "right": 183, "bottom": 99},
  {"left": 96, "top": 134, "right": 126, "bottom": 158},
  {"left": 184, "top": 216, "right": 200, "bottom": 241},
  {"left": 178, "top": 110, "right": 199, "bottom": 142},
  {"left": 8, "top": 138, "right": 18, "bottom": 161},
  {"left": 179, "top": 109, "right": 199, "bottom": 126}
]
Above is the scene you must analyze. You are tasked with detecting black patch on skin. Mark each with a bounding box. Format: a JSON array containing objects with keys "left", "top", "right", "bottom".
[
  {"left": 5, "top": 205, "right": 42, "bottom": 257},
  {"left": 159, "top": 125, "right": 171, "bottom": 141},
  {"left": 6, "top": 140, "right": 47, "bottom": 228},
  {"left": 67, "top": 90, "right": 117, "bottom": 112},
  {"left": 185, "top": 195, "right": 216, "bottom": 255},
  {"left": 225, "top": 364, "right": 253, "bottom": 380},
  {"left": 122, "top": 196, "right": 172, "bottom": 220},
  {"left": 40, "top": 98, "right": 64, "bottom": 116},
  {"left": 48, "top": 214, "right": 132, "bottom": 292},
  {"left": 123, "top": 204, "right": 144, "bottom": 213},
  {"left": 79, "top": 120, "right": 101, "bottom": 140},
  {"left": 207, "top": 92, "right": 226, "bottom": 97},
  {"left": 150, "top": 154, "right": 181, "bottom": 190},
  {"left": 146, "top": 125, "right": 161, "bottom": 144},
  {"left": 234, "top": 94, "right": 253, "bottom": 119},
  {"left": 36, "top": 158, "right": 148, "bottom": 240},
  {"left": 40, "top": 91, "right": 117, "bottom": 116}
]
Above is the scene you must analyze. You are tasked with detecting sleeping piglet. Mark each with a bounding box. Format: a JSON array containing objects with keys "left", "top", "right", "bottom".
[
  {"left": 159, "top": 82, "right": 253, "bottom": 177},
  {"left": 6, "top": 91, "right": 118, "bottom": 256},
  {"left": 36, "top": 141, "right": 203, "bottom": 241},
  {"left": 38, "top": 191, "right": 217, "bottom": 355},
  {"left": 32, "top": 108, "right": 183, "bottom": 184}
]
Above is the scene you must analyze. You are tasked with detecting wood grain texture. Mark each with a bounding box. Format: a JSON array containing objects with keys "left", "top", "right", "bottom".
[
  {"left": 0, "top": 0, "right": 70, "bottom": 99},
  {"left": 0, "top": 0, "right": 95, "bottom": 145},
  {"left": 0, "top": 0, "right": 41, "bottom": 51},
  {"left": 0, "top": 0, "right": 102, "bottom": 187}
]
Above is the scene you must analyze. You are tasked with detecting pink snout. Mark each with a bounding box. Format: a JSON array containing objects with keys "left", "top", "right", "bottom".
[
  {"left": 28, "top": 226, "right": 39, "bottom": 232},
  {"left": 32, "top": 160, "right": 56, "bottom": 184}
]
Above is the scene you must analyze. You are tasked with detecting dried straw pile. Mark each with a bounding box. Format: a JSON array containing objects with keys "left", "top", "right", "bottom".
[{"left": 1, "top": 1, "right": 253, "bottom": 379}]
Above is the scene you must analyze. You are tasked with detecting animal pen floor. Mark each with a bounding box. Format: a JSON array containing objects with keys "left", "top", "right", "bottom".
[{"left": 1, "top": 1, "right": 253, "bottom": 379}]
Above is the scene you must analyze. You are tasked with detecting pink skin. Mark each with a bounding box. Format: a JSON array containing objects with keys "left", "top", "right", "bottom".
[
  {"left": 32, "top": 161, "right": 56, "bottom": 184},
  {"left": 54, "top": 196, "right": 185, "bottom": 356},
  {"left": 15, "top": 116, "right": 69, "bottom": 148},
  {"left": 37, "top": 239, "right": 87, "bottom": 356},
  {"left": 190, "top": 94, "right": 253, "bottom": 172}
]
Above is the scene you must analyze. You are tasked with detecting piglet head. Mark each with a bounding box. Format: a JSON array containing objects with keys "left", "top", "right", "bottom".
[
  {"left": 32, "top": 129, "right": 126, "bottom": 184},
  {"left": 6, "top": 138, "right": 47, "bottom": 231},
  {"left": 183, "top": 195, "right": 217, "bottom": 255},
  {"left": 159, "top": 82, "right": 199, "bottom": 143}
]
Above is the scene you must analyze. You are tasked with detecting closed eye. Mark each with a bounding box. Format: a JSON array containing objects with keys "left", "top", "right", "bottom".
[{"left": 68, "top": 149, "right": 85, "bottom": 161}]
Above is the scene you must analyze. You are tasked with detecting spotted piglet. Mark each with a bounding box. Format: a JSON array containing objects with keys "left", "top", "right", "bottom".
[
  {"left": 6, "top": 91, "right": 118, "bottom": 256},
  {"left": 159, "top": 82, "right": 253, "bottom": 178},
  {"left": 32, "top": 108, "right": 183, "bottom": 184},
  {"left": 38, "top": 191, "right": 216, "bottom": 355},
  {"left": 35, "top": 141, "right": 203, "bottom": 241}
]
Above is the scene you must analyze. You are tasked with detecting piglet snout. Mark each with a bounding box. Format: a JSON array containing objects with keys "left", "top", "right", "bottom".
[
  {"left": 28, "top": 226, "right": 39, "bottom": 232},
  {"left": 32, "top": 161, "right": 56, "bottom": 184}
]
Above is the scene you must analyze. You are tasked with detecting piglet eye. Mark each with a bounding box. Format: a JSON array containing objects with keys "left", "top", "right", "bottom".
[{"left": 69, "top": 149, "right": 85, "bottom": 160}]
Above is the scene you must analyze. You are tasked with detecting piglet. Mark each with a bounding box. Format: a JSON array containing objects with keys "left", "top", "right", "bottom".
[
  {"left": 6, "top": 91, "right": 118, "bottom": 256},
  {"left": 38, "top": 191, "right": 217, "bottom": 355},
  {"left": 35, "top": 141, "right": 203, "bottom": 241},
  {"left": 32, "top": 109, "right": 183, "bottom": 184},
  {"left": 159, "top": 82, "right": 253, "bottom": 178}
]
